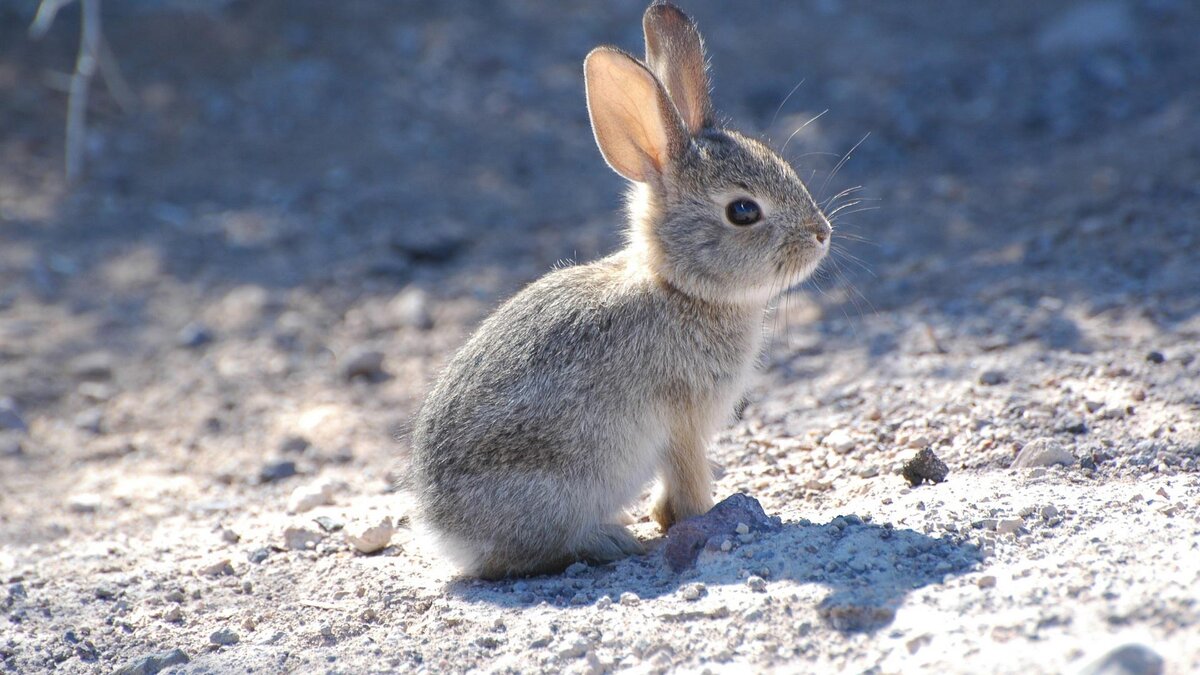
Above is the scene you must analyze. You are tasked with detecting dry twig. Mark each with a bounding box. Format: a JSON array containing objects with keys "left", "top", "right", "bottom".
[{"left": 30, "top": 0, "right": 134, "bottom": 182}]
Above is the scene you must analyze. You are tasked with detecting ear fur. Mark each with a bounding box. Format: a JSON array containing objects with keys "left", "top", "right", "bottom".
[
  {"left": 643, "top": 2, "right": 713, "bottom": 134},
  {"left": 584, "top": 46, "right": 686, "bottom": 183}
]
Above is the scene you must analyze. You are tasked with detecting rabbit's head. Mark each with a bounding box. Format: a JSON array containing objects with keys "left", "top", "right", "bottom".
[{"left": 585, "top": 2, "right": 830, "bottom": 306}]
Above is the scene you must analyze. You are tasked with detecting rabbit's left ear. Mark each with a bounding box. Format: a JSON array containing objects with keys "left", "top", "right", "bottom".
[{"left": 643, "top": 2, "right": 713, "bottom": 134}]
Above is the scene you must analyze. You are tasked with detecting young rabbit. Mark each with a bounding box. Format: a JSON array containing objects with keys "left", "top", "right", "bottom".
[{"left": 409, "top": 2, "right": 831, "bottom": 579}]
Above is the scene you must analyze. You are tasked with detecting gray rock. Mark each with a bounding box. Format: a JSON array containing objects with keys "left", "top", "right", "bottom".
[
  {"left": 391, "top": 287, "right": 434, "bottom": 330},
  {"left": 198, "top": 559, "right": 235, "bottom": 577},
  {"left": 979, "top": 370, "right": 1007, "bottom": 386},
  {"left": 70, "top": 352, "right": 115, "bottom": 380},
  {"left": 284, "top": 527, "right": 324, "bottom": 551},
  {"left": 259, "top": 459, "right": 297, "bottom": 483},
  {"left": 340, "top": 347, "right": 387, "bottom": 382},
  {"left": 1037, "top": 1, "right": 1134, "bottom": 54},
  {"left": 74, "top": 408, "right": 104, "bottom": 434},
  {"left": 209, "top": 627, "right": 240, "bottom": 646},
  {"left": 0, "top": 398, "right": 27, "bottom": 433},
  {"left": 663, "top": 493, "right": 782, "bottom": 572},
  {"left": 0, "top": 432, "right": 22, "bottom": 457},
  {"left": 279, "top": 435, "right": 311, "bottom": 454},
  {"left": 1080, "top": 644, "right": 1164, "bottom": 675},
  {"left": 112, "top": 648, "right": 190, "bottom": 675},
  {"left": 177, "top": 322, "right": 215, "bottom": 348},
  {"left": 1012, "top": 437, "right": 1076, "bottom": 469}
]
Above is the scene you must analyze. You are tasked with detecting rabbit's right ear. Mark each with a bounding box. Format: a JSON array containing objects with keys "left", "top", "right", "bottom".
[
  {"left": 585, "top": 46, "right": 686, "bottom": 183},
  {"left": 643, "top": 2, "right": 713, "bottom": 135}
]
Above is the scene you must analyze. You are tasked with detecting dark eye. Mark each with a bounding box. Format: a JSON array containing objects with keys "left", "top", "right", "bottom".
[{"left": 725, "top": 199, "right": 762, "bottom": 226}]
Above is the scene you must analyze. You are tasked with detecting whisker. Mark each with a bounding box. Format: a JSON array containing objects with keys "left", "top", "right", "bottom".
[
  {"left": 830, "top": 206, "right": 881, "bottom": 219},
  {"left": 768, "top": 77, "right": 806, "bottom": 131},
  {"left": 826, "top": 199, "right": 865, "bottom": 218},
  {"left": 781, "top": 109, "right": 829, "bottom": 154},
  {"left": 822, "top": 185, "right": 863, "bottom": 210},
  {"left": 819, "top": 132, "right": 871, "bottom": 200}
]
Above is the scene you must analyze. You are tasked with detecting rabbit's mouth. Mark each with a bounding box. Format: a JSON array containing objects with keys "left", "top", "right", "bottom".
[{"left": 775, "top": 240, "right": 829, "bottom": 294}]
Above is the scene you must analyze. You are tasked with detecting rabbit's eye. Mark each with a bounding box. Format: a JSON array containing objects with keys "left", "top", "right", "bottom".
[{"left": 725, "top": 199, "right": 762, "bottom": 226}]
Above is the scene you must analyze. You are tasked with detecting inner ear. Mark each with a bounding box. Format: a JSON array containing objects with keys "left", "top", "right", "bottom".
[
  {"left": 643, "top": 2, "right": 713, "bottom": 134},
  {"left": 584, "top": 47, "right": 686, "bottom": 183}
]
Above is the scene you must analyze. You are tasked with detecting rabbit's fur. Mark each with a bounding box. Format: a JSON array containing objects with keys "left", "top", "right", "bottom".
[{"left": 409, "top": 2, "right": 831, "bottom": 579}]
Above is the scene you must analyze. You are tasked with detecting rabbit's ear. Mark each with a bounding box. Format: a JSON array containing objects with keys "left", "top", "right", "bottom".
[
  {"left": 585, "top": 46, "right": 686, "bottom": 183},
  {"left": 643, "top": 2, "right": 712, "bottom": 134}
]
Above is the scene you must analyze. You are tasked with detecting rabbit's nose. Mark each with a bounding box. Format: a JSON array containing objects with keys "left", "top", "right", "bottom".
[{"left": 813, "top": 219, "right": 832, "bottom": 245}]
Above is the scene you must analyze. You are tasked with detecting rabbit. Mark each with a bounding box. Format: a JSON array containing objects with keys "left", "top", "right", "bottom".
[{"left": 408, "top": 1, "right": 831, "bottom": 579}]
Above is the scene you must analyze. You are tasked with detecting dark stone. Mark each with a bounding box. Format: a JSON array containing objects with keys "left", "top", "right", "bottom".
[
  {"left": 663, "top": 493, "right": 782, "bottom": 572},
  {"left": 314, "top": 516, "right": 343, "bottom": 533},
  {"left": 901, "top": 448, "right": 950, "bottom": 487},
  {"left": 979, "top": 370, "right": 1007, "bottom": 386},
  {"left": 178, "top": 323, "right": 215, "bottom": 348},
  {"left": 389, "top": 228, "right": 466, "bottom": 264},
  {"left": 0, "top": 398, "right": 27, "bottom": 433},
  {"left": 1059, "top": 416, "right": 1088, "bottom": 435},
  {"left": 259, "top": 460, "right": 297, "bottom": 483},
  {"left": 112, "top": 649, "right": 190, "bottom": 675},
  {"left": 1145, "top": 351, "right": 1165, "bottom": 364},
  {"left": 279, "top": 435, "right": 311, "bottom": 454},
  {"left": 1080, "top": 643, "right": 1164, "bottom": 675},
  {"left": 247, "top": 548, "right": 271, "bottom": 564}
]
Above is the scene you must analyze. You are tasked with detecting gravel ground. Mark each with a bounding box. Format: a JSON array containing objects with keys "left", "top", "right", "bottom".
[{"left": 1, "top": 1, "right": 1198, "bottom": 673}]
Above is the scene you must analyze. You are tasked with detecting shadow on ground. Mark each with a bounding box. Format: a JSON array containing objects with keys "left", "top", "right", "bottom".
[{"left": 448, "top": 517, "right": 980, "bottom": 633}]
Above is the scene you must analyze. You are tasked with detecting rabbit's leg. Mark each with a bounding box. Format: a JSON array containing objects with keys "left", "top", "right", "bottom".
[{"left": 652, "top": 421, "right": 715, "bottom": 531}]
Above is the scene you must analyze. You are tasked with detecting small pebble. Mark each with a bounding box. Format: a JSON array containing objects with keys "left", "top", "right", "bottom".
[
  {"left": 112, "top": 649, "right": 189, "bottom": 675},
  {"left": 283, "top": 527, "right": 324, "bottom": 551},
  {"left": 0, "top": 398, "right": 27, "bottom": 433},
  {"left": 996, "top": 518, "right": 1023, "bottom": 535},
  {"left": 901, "top": 448, "right": 950, "bottom": 486},
  {"left": 247, "top": 548, "right": 270, "bottom": 564},
  {"left": 279, "top": 435, "right": 311, "bottom": 454},
  {"left": 979, "top": 370, "right": 1007, "bottom": 385},
  {"left": 341, "top": 347, "right": 387, "bottom": 382},
  {"left": 209, "top": 628, "right": 239, "bottom": 646},
  {"left": 345, "top": 518, "right": 395, "bottom": 554},
  {"left": 177, "top": 323, "right": 214, "bottom": 348},
  {"left": 619, "top": 592, "right": 640, "bottom": 606},
  {"left": 259, "top": 459, "right": 297, "bottom": 483},
  {"left": 68, "top": 494, "right": 102, "bottom": 514},
  {"left": 747, "top": 575, "right": 767, "bottom": 592},
  {"left": 391, "top": 287, "right": 434, "bottom": 330},
  {"left": 681, "top": 583, "right": 705, "bottom": 601},
  {"left": 735, "top": 522, "right": 750, "bottom": 535},
  {"left": 198, "top": 559, "right": 235, "bottom": 577},
  {"left": 595, "top": 595, "right": 613, "bottom": 610},
  {"left": 287, "top": 480, "right": 336, "bottom": 513},
  {"left": 1145, "top": 351, "right": 1165, "bottom": 364},
  {"left": 1012, "top": 437, "right": 1075, "bottom": 469},
  {"left": 976, "top": 575, "right": 997, "bottom": 589}
]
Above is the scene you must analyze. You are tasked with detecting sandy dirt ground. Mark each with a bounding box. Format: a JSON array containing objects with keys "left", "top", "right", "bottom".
[{"left": 1, "top": 1, "right": 1198, "bottom": 673}]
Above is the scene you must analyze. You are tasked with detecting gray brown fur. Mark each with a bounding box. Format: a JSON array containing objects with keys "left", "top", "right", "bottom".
[{"left": 408, "top": 2, "right": 831, "bottom": 579}]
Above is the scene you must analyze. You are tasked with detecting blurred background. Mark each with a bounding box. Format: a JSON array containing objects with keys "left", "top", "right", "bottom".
[
  {"left": 2, "top": 0, "right": 1199, "bottom": 535},
  {"left": 2, "top": 2, "right": 1199, "bottom": 671}
]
